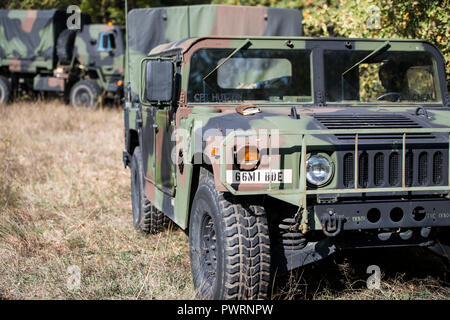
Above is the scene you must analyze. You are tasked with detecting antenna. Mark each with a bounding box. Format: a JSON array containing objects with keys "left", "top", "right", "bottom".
[{"left": 125, "top": 0, "right": 129, "bottom": 101}]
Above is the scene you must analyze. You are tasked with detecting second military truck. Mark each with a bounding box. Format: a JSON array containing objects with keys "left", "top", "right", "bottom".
[{"left": 0, "top": 9, "right": 124, "bottom": 107}]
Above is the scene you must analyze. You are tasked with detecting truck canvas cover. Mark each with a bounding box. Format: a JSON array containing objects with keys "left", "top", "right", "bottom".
[
  {"left": 126, "top": 4, "right": 303, "bottom": 98},
  {"left": 0, "top": 9, "right": 67, "bottom": 72}
]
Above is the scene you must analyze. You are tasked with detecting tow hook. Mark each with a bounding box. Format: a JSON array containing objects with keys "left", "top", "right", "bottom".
[{"left": 320, "top": 212, "right": 345, "bottom": 237}]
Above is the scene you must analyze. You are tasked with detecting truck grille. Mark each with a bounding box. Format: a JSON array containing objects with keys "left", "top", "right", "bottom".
[
  {"left": 433, "top": 152, "right": 444, "bottom": 184},
  {"left": 341, "top": 149, "right": 447, "bottom": 188},
  {"left": 314, "top": 114, "right": 435, "bottom": 140}
]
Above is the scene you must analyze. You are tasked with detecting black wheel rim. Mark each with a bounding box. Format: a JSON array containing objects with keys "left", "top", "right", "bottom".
[
  {"left": 74, "top": 87, "right": 92, "bottom": 107},
  {"left": 131, "top": 166, "right": 141, "bottom": 226},
  {"left": 200, "top": 213, "right": 217, "bottom": 287}
]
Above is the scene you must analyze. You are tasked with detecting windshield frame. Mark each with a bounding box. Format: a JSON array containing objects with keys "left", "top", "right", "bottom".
[
  {"left": 179, "top": 37, "right": 448, "bottom": 107},
  {"left": 185, "top": 45, "right": 313, "bottom": 105},
  {"left": 324, "top": 49, "right": 441, "bottom": 105}
]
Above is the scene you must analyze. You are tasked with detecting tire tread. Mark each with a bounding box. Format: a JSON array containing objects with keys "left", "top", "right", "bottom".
[{"left": 198, "top": 170, "right": 271, "bottom": 299}]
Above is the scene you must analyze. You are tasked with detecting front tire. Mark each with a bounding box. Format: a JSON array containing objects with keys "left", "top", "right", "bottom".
[
  {"left": 130, "top": 147, "right": 168, "bottom": 234},
  {"left": 189, "top": 169, "right": 271, "bottom": 299},
  {"left": 69, "top": 80, "right": 101, "bottom": 108}
]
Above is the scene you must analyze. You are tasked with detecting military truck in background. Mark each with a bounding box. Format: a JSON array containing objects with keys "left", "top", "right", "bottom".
[
  {"left": 123, "top": 4, "right": 450, "bottom": 300},
  {"left": 0, "top": 9, "right": 124, "bottom": 107}
]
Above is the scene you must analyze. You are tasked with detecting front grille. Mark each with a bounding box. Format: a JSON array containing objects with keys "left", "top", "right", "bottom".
[
  {"left": 418, "top": 152, "right": 428, "bottom": 185},
  {"left": 389, "top": 153, "right": 400, "bottom": 185},
  {"left": 433, "top": 152, "right": 443, "bottom": 184},
  {"left": 341, "top": 149, "right": 447, "bottom": 188},
  {"left": 374, "top": 153, "right": 384, "bottom": 186},
  {"left": 359, "top": 152, "right": 369, "bottom": 187},
  {"left": 314, "top": 114, "right": 435, "bottom": 140},
  {"left": 343, "top": 153, "right": 354, "bottom": 187},
  {"left": 405, "top": 152, "right": 413, "bottom": 186}
]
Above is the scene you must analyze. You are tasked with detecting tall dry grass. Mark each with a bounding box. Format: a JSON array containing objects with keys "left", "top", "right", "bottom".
[
  {"left": 0, "top": 101, "right": 448, "bottom": 300},
  {"left": 0, "top": 101, "right": 194, "bottom": 299}
]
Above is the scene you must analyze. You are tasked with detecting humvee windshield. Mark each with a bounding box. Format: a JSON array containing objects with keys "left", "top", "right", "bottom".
[
  {"left": 325, "top": 50, "right": 439, "bottom": 103},
  {"left": 188, "top": 48, "right": 312, "bottom": 103}
]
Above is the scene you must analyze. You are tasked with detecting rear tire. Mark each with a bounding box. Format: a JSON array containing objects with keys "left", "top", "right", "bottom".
[
  {"left": 0, "top": 75, "right": 11, "bottom": 105},
  {"left": 130, "top": 147, "right": 169, "bottom": 234},
  {"left": 189, "top": 169, "right": 271, "bottom": 299},
  {"left": 70, "top": 80, "right": 101, "bottom": 108}
]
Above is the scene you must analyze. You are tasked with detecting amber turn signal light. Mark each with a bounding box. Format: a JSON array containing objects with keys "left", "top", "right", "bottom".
[{"left": 244, "top": 145, "right": 259, "bottom": 162}]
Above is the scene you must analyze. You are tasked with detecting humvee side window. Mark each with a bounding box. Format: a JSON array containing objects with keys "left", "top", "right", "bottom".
[
  {"left": 188, "top": 49, "right": 311, "bottom": 103},
  {"left": 98, "top": 32, "right": 116, "bottom": 51},
  {"left": 324, "top": 50, "right": 438, "bottom": 103}
]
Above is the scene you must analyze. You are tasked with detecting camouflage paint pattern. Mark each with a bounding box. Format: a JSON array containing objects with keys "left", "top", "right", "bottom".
[
  {"left": 33, "top": 75, "right": 65, "bottom": 91},
  {"left": 73, "top": 24, "right": 124, "bottom": 82},
  {"left": 0, "top": 9, "right": 66, "bottom": 73},
  {"left": 0, "top": 10, "right": 123, "bottom": 96},
  {"left": 125, "top": 35, "right": 450, "bottom": 233},
  {"left": 126, "top": 5, "right": 303, "bottom": 100}
]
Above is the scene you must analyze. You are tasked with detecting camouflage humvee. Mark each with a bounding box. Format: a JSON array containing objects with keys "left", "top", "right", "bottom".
[
  {"left": 123, "top": 5, "right": 450, "bottom": 300},
  {"left": 0, "top": 9, "right": 124, "bottom": 107}
]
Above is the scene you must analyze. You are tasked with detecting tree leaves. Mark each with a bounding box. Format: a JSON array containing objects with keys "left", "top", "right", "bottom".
[{"left": 3, "top": 0, "right": 448, "bottom": 75}]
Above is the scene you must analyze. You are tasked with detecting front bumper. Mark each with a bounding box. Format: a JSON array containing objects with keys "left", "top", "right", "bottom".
[
  {"left": 274, "top": 227, "right": 445, "bottom": 271},
  {"left": 314, "top": 198, "right": 450, "bottom": 231}
]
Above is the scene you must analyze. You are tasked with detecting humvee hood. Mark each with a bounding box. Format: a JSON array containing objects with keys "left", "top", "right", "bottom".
[{"left": 196, "top": 106, "right": 449, "bottom": 140}]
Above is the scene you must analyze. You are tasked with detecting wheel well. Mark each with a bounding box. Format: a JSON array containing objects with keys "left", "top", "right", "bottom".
[
  {"left": 186, "top": 164, "right": 212, "bottom": 233},
  {"left": 128, "top": 129, "right": 139, "bottom": 155},
  {"left": 85, "top": 70, "right": 99, "bottom": 80},
  {"left": 0, "top": 68, "right": 10, "bottom": 78}
]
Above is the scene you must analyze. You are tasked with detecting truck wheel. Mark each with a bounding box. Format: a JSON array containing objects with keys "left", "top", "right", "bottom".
[
  {"left": 189, "top": 169, "right": 271, "bottom": 299},
  {"left": 56, "top": 29, "right": 77, "bottom": 65},
  {"left": 0, "top": 75, "right": 11, "bottom": 105},
  {"left": 130, "top": 147, "right": 168, "bottom": 234},
  {"left": 70, "top": 80, "right": 101, "bottom": 108}
]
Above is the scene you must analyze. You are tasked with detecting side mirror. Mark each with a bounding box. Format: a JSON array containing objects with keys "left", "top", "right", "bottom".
[{"left": 144, "top": 60, "right": 174, "bottom": 103}]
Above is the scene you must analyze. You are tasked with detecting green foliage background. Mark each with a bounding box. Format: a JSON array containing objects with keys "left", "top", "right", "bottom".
[{"left": 0, "top": 0, "right": 448, "bottom": 75}]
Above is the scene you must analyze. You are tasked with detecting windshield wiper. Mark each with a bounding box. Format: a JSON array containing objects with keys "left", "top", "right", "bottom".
[
  {"left": 340, "top": 41, "right": 391, "bottom": 101},
  {"left": 202, "top": 39, "right": 252, "bottom": 82},
  {"left": 342, "top": 40, "right": 391, "bottom": 77}
]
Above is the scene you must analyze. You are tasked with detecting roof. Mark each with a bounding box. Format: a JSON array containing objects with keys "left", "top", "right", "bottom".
[
  {"left": 0, "top": 9, "right": 61, "bottom": 19},
  {"left": 149, "top": 36, "right": 431, "bottom": 56}
]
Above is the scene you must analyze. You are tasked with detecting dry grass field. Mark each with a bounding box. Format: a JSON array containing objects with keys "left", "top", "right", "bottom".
[{"left": 0, "top": 100, "right": 449, "bottom": 300}]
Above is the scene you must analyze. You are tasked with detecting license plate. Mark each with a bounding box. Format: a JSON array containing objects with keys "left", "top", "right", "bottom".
[{"left": 226, "top": 169, "right": 292, "bottom": 184}]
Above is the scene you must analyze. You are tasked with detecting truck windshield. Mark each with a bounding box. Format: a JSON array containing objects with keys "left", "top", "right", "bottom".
[
  {"left": 324, "top": 50, "right": 440, "bottom": 104},
  {"left": 188, "top": 48, "right": 312, "bottom": 103}
]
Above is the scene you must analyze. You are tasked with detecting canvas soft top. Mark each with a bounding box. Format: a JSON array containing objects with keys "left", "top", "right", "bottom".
[
  {"left": 126, "top": 4, "right": 303, "bottom": 99},
  {"left": 0, "top": 9, "right": 67, "bottom": 62}
]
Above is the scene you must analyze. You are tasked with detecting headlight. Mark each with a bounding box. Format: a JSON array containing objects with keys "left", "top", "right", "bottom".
[{"left": 306, "top": 155, "right": 333, "bottom": 186}]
